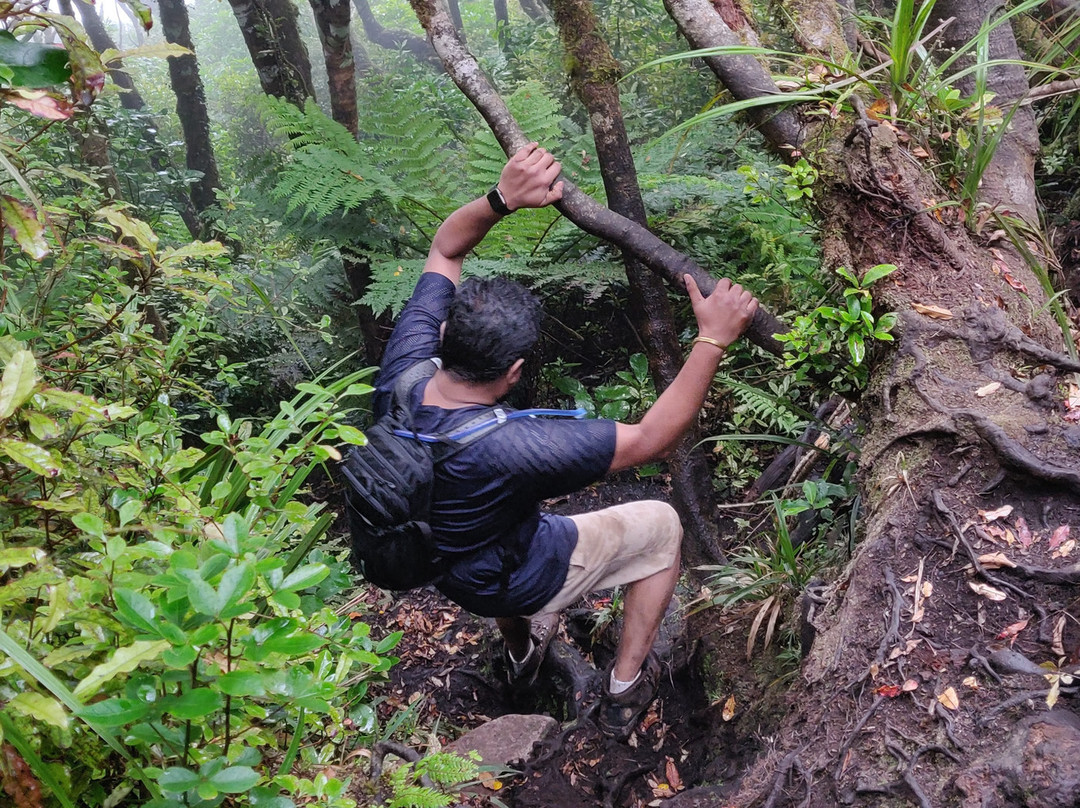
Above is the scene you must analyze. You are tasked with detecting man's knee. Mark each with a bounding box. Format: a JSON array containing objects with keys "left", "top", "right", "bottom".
[{"left": 637, "top": 500, "right": 682, "bottom": 551}]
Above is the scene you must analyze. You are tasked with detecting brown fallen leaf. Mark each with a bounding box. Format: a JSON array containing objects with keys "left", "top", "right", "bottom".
[
  {"left": 912, "top": 302, "right": 953, "bottom": 319},
  {"left": 1015, "top": 516, "right": 1033, "bottom": 548},
  {"left": 722, "top": 694, "right": 736, "bottom": 722},
  {"left": 980, "top": 505, "right": 1014, "bottom": 522},
  {"left": 1052, "top": 538, "right": 1075, "bottom": 558},
  {"left": 978, "top": 552, "right": 1016, "bottom": 569},
  {"left": 1052, "top": 614, "right": 1067, "bottom": 657},
  {"left": 938, "top": 687, "right": 960, "bottom": 710},
  {"left": 666, "top": 757, "right": 684, "bottom": 792},
  {"left": 996, "top": 618, "right": 1029, "bottom": 642},
  {"left": 902, "top": 678, "right": 919, "bottom": 692},
  {"left": 962, "top": 676, "right": 980, "bottom": 689},
  {"left": 969, "top": 581, "right": 1008, "bottom": 601},
  {"left": 1049, "top": 525, "right": 1070, "bottom": 551},
  {"left": 1002, "top": 271, "right": 1028, "bottom": 293},
  {"left": 976, "top": 381, "right": 1002, "bottom": 397}
]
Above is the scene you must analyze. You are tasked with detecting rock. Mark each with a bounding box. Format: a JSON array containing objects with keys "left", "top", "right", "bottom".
[
  {"left": 445, "top": 713, "right": 558, "bottom": 768},
  {"left": 955, "top": 710, "right": 1080, "bottom": 808}
]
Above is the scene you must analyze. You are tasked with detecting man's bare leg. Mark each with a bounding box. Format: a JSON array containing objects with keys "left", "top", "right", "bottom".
[{"left": 611, "top": 549, "right": 681, "bottom": 682}]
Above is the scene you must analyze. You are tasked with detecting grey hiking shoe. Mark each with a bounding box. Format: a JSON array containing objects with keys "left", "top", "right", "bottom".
[
  {"left": 598, "top": 651, "right": 661, "bottom": 741},
  {"left": 505, "top": 612, "right": 559, "bottom": 686}
]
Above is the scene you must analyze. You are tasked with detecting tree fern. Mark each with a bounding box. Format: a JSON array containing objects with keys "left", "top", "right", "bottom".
[
  {"left": 362, "top": 255, "right": 626, "bottom": 317},
  {"left": 262, "top": 97, "right": 400, "bottom": 217}
]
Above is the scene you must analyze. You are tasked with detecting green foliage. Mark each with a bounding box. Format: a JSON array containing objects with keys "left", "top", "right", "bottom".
[
  {"left": 264, "top": 97, "right": 398, "bottom": 217},
  {"left": 542, "top": 352, "right": 655, "bottom": 421},
  {"left": 696, "top": 492, "right": 840, "bottom": 659},
  {"left": 776, "top": 264, "right": 898, "bottom": 389},
  {"left": 383, "top": 752, "right": 481, "bottom": 808}
]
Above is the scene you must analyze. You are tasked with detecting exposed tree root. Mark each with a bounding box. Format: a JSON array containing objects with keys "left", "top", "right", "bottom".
[
  {"left": 601, "top": 762, "right": 654, "bottom": 808},
  {"left": 958, "top": 410, "right": 1080, "bottom": 494},
  {"left": 832, "top": 694, "right": 884, "bottom": 783},
  {"left": 759, "top": 749, "right": 811, "bottom": 808}
]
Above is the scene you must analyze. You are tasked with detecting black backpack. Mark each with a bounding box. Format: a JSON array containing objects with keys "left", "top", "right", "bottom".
[{"left": 340, "top": 361, "right": 511, "bottom": 591}]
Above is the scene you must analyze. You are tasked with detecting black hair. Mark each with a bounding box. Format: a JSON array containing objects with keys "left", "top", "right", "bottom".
[{"left": 440, "top": 277, "right": 542, "bottom": 383}]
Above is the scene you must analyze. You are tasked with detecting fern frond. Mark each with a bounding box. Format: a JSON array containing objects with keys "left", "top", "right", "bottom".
[
  {"left": 262, "top": 97, "right": 400, "bottom": 219},
  {"left": 361, "top": 255, "right": 625, "bottom": 317},
  {"left": 715, "top": 372, "right": 805, "bottom": 436}
]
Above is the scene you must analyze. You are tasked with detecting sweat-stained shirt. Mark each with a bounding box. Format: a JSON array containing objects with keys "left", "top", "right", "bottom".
[{"left": 372, "top": 273, "right": 617, "bottom": 617}]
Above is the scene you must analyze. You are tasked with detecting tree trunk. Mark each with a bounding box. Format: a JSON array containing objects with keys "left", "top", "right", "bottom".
[
  {"left": 659, "top": 2, "right": 1080, "bottom": 805},
  {"left": 493, "top": 0, "right": 509, "bottom": 50},
  {"left": 929, "top": 0, "right": 1041, "bottom": 228},
  {"left": 663, "top": 0, "right": 806, "bottom": 158},
  {"left": 350, "top": 0, "right": 444, "bottom": 71},
  {"left": 518, "top": 0, "right": 548, "bottom": 22},
  {"left": 226, "top": 0, "right": 317, "bottom": 108},
  {"left": 66, "top": 0, "right": 203, "bottom": 239},
  {"left": 158, "top": 0, "right": 224, "bottom": 224},
  {"left": 550, "top": 0, "right": 723, "bottom": 561},
  {"left": 447, "top": 0, "right": 467, "bottom": 43},
  {"left": 72, "top": 0, "right": 145, "bottom": 110},
  {"left": 309, "top": 0, "right": 360, "bottom": 137}
]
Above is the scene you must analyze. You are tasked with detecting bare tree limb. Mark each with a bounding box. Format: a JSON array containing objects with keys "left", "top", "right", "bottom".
[
  {"left": 352, "top": 0, "right": 444, "bottom": 71},
  {"left": 661, "top": 0, "right": 806, "bottom": 157},
  {"left": 407, "top": 0, "right": 788, "bottom": 355}
]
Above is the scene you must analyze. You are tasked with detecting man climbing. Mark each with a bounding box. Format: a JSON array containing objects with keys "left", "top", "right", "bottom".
[{"left": 371, "top": 143, "right": 758, "bottom": 740}]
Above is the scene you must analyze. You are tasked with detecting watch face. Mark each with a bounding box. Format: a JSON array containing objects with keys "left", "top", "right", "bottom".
[{"left": 487, "top": 186, "right": 511, "bottom": 215}]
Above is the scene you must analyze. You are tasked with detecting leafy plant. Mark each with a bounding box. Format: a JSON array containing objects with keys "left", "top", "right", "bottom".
[
  {"left": 776, "top": 263, "right": 898, "bottom": 386},
  {"left": 696, "top": 495, "right": 837, "bottom": 660},
  {"left": 543, "top": 352, "right": 655, "bottom": 420}
]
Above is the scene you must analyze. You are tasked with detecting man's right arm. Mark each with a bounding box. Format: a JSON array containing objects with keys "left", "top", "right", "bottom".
[{"left": 608, "top": 275, "right": 758, "bottom": 472}]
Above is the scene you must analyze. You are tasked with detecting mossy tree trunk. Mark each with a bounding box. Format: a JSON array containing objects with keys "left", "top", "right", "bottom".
[{"left": 550, "top": 0, "right": 724, "bottom": 562}]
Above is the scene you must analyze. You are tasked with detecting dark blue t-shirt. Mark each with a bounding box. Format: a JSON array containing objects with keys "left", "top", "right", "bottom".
[{"left": 374, "top": 273, "right": 616, "bottom": 617}]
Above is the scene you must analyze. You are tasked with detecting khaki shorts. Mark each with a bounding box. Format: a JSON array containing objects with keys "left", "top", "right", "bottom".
[{"left": 531, "top": 500, "right": 683, "bottom": 618}]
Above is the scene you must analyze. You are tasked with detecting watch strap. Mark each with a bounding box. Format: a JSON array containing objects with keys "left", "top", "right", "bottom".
[{"left": 486, "top": 185, "right": 513, "bottom": 216}]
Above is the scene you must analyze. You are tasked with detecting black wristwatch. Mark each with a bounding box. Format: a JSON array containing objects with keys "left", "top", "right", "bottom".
[{"left": 486, "top": 185, "right": 514, "bottom": 216}]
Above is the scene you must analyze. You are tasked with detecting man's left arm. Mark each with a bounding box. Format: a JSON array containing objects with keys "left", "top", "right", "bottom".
[{"left": 424, "top": 143, "right": 564, "bottom": 284}]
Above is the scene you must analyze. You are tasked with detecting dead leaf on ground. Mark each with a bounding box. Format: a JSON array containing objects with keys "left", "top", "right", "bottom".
[
  {"left": 1049, "top": 525, "right": 1070, "bottom": 551},
  {"left": 979, "top": 551, "right": 1016, "bottom": 569},
  {"left": 722, "top": 695, "right": 736, "bottom": 722},
  {"left": 1015, "top": 517, "right": 1033, "bottom": 548},
  {"left": 1002, "top": 271, "right": 1028, "bottom": 293},
  {"left": 996, "top": 618, "right": 1029, "bottom": 643},
  {"left": 875, "top": 684, "right": 902, "bottom": 698},
  {"left": 912, "top": 302, "right": 953, "bottom": 319},
  {"left": 666, "top": 757, "right": 685, "bottom": 792},
  {"left": 976, "top": 381, "right": 1002, "bottom": 397},
  {"left": 902, "top": 678, "right": 919, "bottom": 692},
  {"left": 962, "top": 676, "right": 980, "bottom": 689},
  {"left": 969, "top": 581, "right": 1008, "bottom": 601},
  {"left": 980, "top": 505, "right": 1014, "bottom": 522},
  {"left": 938, "top": 687, "right": 960, "bottom": 710},
  {"left": 1052, "top": 614, "right": 1067, "bottom": 657},
  {"left": 1052, "top": 538, "right": 1075, "bottom": 558},
  {"left": 912, "top": 146, "right": 930, "bottom": 158}
]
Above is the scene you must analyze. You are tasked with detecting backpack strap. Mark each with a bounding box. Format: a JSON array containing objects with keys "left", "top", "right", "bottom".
[{"left": 390, "top": 359, "right": 440, "bottom": 416}]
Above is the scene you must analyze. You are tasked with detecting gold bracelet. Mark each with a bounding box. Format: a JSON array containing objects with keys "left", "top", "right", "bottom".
[{"left": 692, "top": 335, "right": 727, "bottom": 351}]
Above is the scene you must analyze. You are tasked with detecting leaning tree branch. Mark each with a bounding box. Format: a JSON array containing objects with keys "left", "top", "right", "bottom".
[
  {"left": 407, "top": 0, "right": 787, "bottom": 355},
  {"left": 351, "top": 0, "right": 444, "bottom": 71},
  {"left": 661, "top": 0, "right": 806, "bottom": 158}
]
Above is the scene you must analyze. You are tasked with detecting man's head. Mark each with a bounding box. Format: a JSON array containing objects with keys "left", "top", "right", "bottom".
[{"left": 441, "top": 277, "right": 542, "bottom": 384}]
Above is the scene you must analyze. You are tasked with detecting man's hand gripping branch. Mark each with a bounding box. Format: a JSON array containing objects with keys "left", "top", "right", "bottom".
[{"left": 425, "top": 143, "right": 565, "bottom": 285}]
